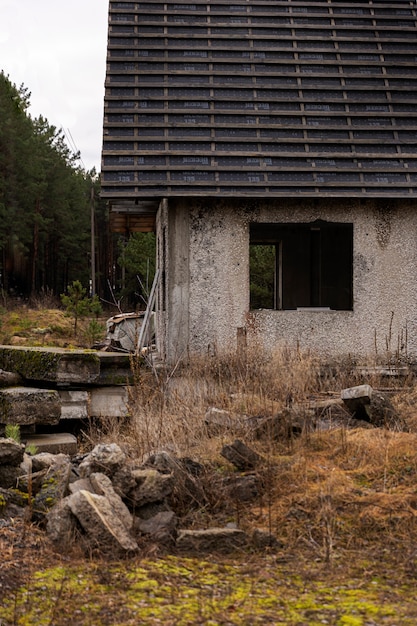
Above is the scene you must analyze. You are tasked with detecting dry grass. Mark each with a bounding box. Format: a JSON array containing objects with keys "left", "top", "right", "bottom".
[
  {"left": 0, "top": 306, "right": 107, "bottom": 348},
  {"left": 79, "top": 345, "right": 417, "bottom": 570},
  {"left": 3, "top": 343, "right": 417, "bottom": 623}
]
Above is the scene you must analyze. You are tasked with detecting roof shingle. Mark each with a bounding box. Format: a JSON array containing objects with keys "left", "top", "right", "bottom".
[{"left": 101, "top": 0, "right": 417, "bottom": 198}]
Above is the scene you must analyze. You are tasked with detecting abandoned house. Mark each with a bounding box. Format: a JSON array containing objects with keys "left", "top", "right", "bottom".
[{"left": 101, "top": 0, "right": 417, "bottom": 362}]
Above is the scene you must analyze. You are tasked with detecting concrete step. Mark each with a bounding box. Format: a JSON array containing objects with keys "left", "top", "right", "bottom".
[{"left": 24, "top": 433, "right": 78, "bottom": 455}]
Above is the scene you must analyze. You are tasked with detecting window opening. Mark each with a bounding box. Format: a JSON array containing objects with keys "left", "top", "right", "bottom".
[{"left": 249, "top": 221, "right": 353, "bottom": 311}]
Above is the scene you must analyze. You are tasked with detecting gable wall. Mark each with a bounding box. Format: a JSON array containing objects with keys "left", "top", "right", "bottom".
[{"left": 158, "top": 198, "right": 417, "bottom": 362}]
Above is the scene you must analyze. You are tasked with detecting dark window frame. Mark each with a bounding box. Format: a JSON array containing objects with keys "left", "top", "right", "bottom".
[{"left": 250, "top": 221, "right": 353, "bottom": 311}]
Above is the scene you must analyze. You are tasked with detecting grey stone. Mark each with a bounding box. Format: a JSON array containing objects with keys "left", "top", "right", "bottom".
[
  {"left": 248, "top": 409, "right": 308, "bottom": 440},
  {"left": 0, "top": 346, "right": 101, "bottom": 384},
  {"left": 94, "top": 352, "right": 134, "bottom": 386},
  {"left": 221, "top": 439, "right": 263, "bottom": 471},
  {"left": 144, "top": 451, "right": 180, "bottom": 474},
  {"left": 78, "top": 443, "right": 126, "bottom": 478},
  {"left": 0, "top": 387, "right": 61, "bottom": 426},
  {"left": 205, "top": 407, "right": 234, "bottom": 435},
  {"left": 0, "top": 438, "right": 24, "bottom": 466},
  {"left": 31, "top": 452, "right": 71, "bottom": 473},
  {"left": 33, "top": 455, "right": 72, "bottom": 521},
  {"left": 0, "top": 464, "right": 24, "bottom": 489},
  {"left": 89, "top": 472, "right": 133, "bottom": 529},
  {"left": 176, "top": 528, "right": 248, "bottom": 553},
  {"left": 89, "top": 387, "right": 129, "bottom": 418},
  {"left": 69, "top": 477, "right": 94, "bottom": 495},
  {"left": 0, "top": 486, "right": 28, "bottom": 517},
  {"left": 341, "top": 384, "right": 402, "bottom": 429},
  {"left": 341, "top": 385, "right": 373, "bottom": 415},
  {"left": 0, "top": 369, "right": 23, "bottom": 387},
  {"left": 134, "top": 511, "right": 178, "bottom": 545},
  {"left": 129, "top": 468, "right": 174, "bottom": 507},
  {"left": 14, "top": 454, "right": 40, "bottom": 493},
  {"left": 111, "top": 464, "right": 137, "bottom": 498},
  {"left": 46, "top": 498, "right": 78, "bottom": 548},
  {"left": 68, "top": 489, "right": 138, "bottom": 554},
  {"left": 225, "top": 474, "right": 260, "bottom": 502}
]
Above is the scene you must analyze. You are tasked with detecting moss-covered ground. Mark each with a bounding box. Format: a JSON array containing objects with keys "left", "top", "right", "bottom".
[{"left": 1, "top": 552, "right": 417, "bottom": 626}]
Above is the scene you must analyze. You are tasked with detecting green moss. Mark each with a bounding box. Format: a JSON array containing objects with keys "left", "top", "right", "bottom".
[
  {"left": 0, "top": 346, "right": 101, "bottom": 382},
  {"left": 0, "top": 557, "right": 414, "bottom": 626}
]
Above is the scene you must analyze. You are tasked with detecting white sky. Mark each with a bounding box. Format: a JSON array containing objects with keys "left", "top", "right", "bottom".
[{"left": 0, "top": 0, "right": 109, "bottom": 172}]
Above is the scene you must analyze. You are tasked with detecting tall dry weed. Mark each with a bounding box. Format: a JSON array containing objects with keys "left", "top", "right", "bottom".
[{"left": 81, "top": 347, "right": 417, "bottom": 561}]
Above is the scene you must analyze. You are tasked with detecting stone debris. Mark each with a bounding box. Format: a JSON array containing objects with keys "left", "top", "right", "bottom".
[
  {"left": 341, "top": 384, "right": 404, "bottom": 429},
  {"left": 0, "top": 438, "right": 281, "bottom": 556},
  {"left": 0, "top": 377, "right": 408, "bottom": 557},
  {"left": 68, "top": 490, "right": 138, "bottom": 554},
  {"left": 176, "top": 528, "right": 248, "bottom": 553},
  {"left": 78, "top": 443, "right": 126, "bottom": 478},
  {"left": 0, "top": 438, "right": 24, "bottom": 465},
  {"left": 128, "top": 468, "right": 175, "bottom": 507},
  {"left": 221, "top": 439, "right": 264, "bottom": 471},
  {"left": 0, "top": 347, "right": 133, "bottom": 430}
]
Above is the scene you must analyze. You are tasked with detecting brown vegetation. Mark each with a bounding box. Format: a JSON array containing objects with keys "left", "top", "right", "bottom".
[{"left": 2, "top": 310, "right": 417, "bottom": 623}]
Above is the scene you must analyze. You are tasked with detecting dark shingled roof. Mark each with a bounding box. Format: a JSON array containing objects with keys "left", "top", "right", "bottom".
[{"left": 101, "top": 1, "right": 417, "bottom": 198}]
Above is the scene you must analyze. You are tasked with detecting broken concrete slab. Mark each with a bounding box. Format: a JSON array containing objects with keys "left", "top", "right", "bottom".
[
  {"left": 58, "top": 388, "right": 129, "bottom": 420},
  {"left": 0, "top": 346, "right": 135, "bottom": 386},
  {"left": 68, "top": 489, "right": 138, "bottom": 554},
  {"left": 0, "top": 346, "right": 101, "bottom": 384},
  {"left": 134, "top": 510, "right": 178, "bottom": 546},
  {"left": 89, "top": 472, "right": 133, "bottom": 528},
  {"left": 0, "top": 369, "right": 23, "bottom": 387},
  {"left": 93, "top": 352, "right": 134, "bottom": 386},
  {"left": 176, "top": 528, "right": 248, "bottom": 553},
  {"left": 78, "top": 443, "right": 127, "bottom": 478},
  {"left": 341, "top": 384, "right": 402, "bottom": 429},
  {"left": 33, "top": 455, "right": 72, "bottom": 521},
  {"left": 221, "top": 439, "right": 264, "bottom": 471},
  {"left": 205, "top": 407, "right": 234, "bottom": 435},
  {"left": 0, "top": 386, "right": 61, "bottom": 426},
  {"left": 24, "top": 433, "right": 78, "bottom": 456},
  {"left": 46, "top": 498, "right": 78, "bottom": 549}
]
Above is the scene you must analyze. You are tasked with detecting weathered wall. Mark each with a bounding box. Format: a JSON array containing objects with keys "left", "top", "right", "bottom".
[{"left": 159, "top": 198, "right": 417, "bottom": 362}]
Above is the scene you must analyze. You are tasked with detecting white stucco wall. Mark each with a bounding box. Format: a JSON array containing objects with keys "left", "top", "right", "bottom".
[{"left": 159, "top": 198, "right": 417, "bottom": 362}]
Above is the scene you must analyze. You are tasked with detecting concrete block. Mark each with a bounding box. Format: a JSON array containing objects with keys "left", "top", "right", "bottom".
[
  {"left": 24, "top": 433, "right": 78, "bottom": 455},
  {"left": 89, "top": 387, "right": 129, "bottom": 418},
  {"left": 58, "top": 390, "right": 89, "bottom": 420},
  {"left": 0, "top": 386, "right": 61, "bottom": 426},
  {"left": 341, "top": 384, "right": 373, "bottom": 414}
]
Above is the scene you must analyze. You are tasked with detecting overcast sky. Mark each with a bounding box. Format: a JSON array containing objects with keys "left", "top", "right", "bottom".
[{"left": 0, "top": 0, "right": 109, "bottom": 172}]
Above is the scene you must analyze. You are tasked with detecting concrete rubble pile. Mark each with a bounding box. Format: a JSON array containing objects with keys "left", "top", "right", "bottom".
[
  {"left": 0, "top": 376, "right": 406, "bottom": 556},
  {"left": 0, "top": 440, "right": 280, "bottom": 555}
]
